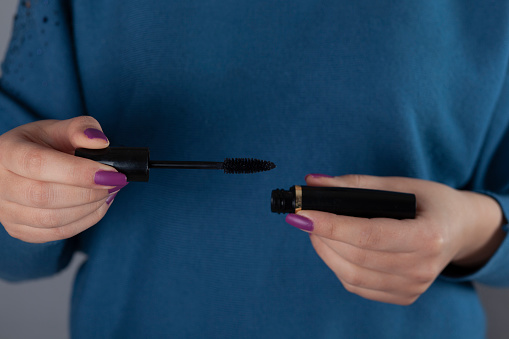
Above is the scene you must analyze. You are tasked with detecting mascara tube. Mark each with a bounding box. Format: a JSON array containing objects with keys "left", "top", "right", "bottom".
[{"left": 271, "top": 186, "right": 416, "bottom": 219}]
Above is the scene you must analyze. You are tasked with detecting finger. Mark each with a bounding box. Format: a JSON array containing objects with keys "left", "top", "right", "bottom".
[
  {"left": 4, "top": 201, "right": 112, "bottom": 243},
  {"left": 0, "top": 169, "right": 114, "bottom": 208},
  {"left": 316, "top": 235, "right": 432, "bottom": 278},
  {"left": 0, "top": 139, "right": 126, "bottom": 188},
  {"left": 1, "top": 197, "right": 110, "bottom": 229},
  {"left": 341, "top": 282, "right": 419, "bottom": 306},
  {"left": 286, "top": 211, "right": 416, "bottom": 252},
  {"left": 310, "top": 235, "right": 426, "bottom": 299},
  {"left": 21, "top": 117, "right": 110, "bottom": 154}
]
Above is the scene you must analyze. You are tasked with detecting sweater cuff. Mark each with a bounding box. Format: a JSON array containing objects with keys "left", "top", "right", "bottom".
[
  {"left": 440, "top": 191, "right": 509, "bottom": 286},
  {"left": 0, "top": 224, "right": 76, "bottom": 282}
]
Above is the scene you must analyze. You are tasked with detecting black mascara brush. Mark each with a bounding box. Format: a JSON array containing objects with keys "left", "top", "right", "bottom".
[{"left": 75, "top": 147, "right": 276, "bottom": 181}]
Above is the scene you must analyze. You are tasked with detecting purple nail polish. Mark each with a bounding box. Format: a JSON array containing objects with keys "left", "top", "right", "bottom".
[
  {"left": 94, "top": 171, "right": 127, "bottom": 186},
  {"left": 306, "top": 173, "right": 333, "bottom": 179},
  {"left": 285, "top": 214, "right": 314, "bottom": 232},
  {"left": 106, "top": 193, "right": 117, "bottom": 205},
  {"left": 108, "top": 183, "right": 128, "bottom": 194},
  {"left": 84, "top": 128, "right": 108, "bottom": 142}
]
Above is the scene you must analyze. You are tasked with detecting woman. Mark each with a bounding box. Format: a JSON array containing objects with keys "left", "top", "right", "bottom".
[{"left": 0, "top": 1, "right": 508, "bottom": 338}]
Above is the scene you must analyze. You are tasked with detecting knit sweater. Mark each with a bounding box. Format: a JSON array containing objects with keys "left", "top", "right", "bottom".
[{"left": 1, "top": 1, "right": 509, "bottom": 338}]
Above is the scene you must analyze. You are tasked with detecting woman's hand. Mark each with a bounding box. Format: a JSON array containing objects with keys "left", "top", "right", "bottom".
[
  {"left": 285, "top": 174, "right": 505, "bottom": 305},
  {"left": 0, "top": 117, "right": 127, "bottom": 243}
]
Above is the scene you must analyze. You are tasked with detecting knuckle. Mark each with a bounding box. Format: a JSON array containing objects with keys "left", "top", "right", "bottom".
[
  {"left": 411, "top": 264, "right": 439, "bottom": 283},
  {"left": 26, "top": 182, "right": 54, "bottom": 208},
  {"left": 19, "top": 147, "right": 45, "bottom": 177},
  {"left": 324, "top": 222, "right": 339, "bottom": 239},
  {"left": 62, "top": 163, "right": 91, "bottom": 187},
  {"left": 50, "top": 226, "right": 74, "bottom": 241},
  {"left": 342, "top": 270, "right": 364, "bottom": 287},
  {"left": 396, "top": 296, "right": 419, "bottom": 306},
  {"left": 429, "top": 235, "right": 445, "bottom": 256},
  {"left": 340, "top": 174, "right": 365, "bottom": 188},
  {"left": 93, "top": 203, "right": 109, "bottom": 221},
  {"left": 82, "top": 188, "right": 96, "bottom": 204},
  {"left": 358, "top": 223, "right": 382, "bottom": 249},
  {"left": 350, "top": 249, "right": 369, "bottom": 267},
  {"left": 3, "top": 224, "right": 38, "bottom": 243},
  {"left": 3, "top": 223, "right": 22, "bottom": 240},
  {"left": 422, "top": 229, "right": 445, "bottom": 257},
  {"left": 53, "top": 206, "right": 106, "bottom": 240},
  {"left": 34, "top": 209, "right": 61, "bottom": 228},
  {"left": 341, "top": 281, "right": 358, "bottom": 294},
  {"left": 2, "top": 220, "right": 59, "bottom": 244},
  {"left": 52, "top": 219, "right": 95, "bottom": 242}
]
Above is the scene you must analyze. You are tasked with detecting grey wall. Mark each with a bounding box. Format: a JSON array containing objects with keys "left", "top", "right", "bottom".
[
  {"left": 1, "top": 1, "right": 509, "bottom": 338},
  {"left": 0, "top": 0, "right": 17, "bottom": 68}
]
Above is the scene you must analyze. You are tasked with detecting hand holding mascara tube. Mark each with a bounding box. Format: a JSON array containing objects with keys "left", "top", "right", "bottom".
[{"left": 276, "top": 174, "right": 505, "bottom": 305}]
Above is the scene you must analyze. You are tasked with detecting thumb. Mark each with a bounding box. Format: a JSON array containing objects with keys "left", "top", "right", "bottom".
[{"left": 42, "top": 116, "right": 110, "bottom": 153}]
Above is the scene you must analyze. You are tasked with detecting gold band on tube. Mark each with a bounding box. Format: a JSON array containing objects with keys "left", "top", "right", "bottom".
[{"left": 295, "top": 185, "right": 302, "bottom": 213}]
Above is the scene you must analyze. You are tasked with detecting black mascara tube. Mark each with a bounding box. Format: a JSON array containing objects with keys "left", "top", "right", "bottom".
[{"left": 271, "top": 186, "right": 416, "bottom": 219}]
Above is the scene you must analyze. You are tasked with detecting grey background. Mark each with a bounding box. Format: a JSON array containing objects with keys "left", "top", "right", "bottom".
[{"left": 1, "top": 1, "right": 509, "bottom": 338}]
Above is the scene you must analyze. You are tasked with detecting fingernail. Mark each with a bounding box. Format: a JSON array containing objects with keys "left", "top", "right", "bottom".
[
  {"left": 305, "top": 173, "right": 333, "bottom": 180},
  {"left": 108, "top": 183, "right": 128, "bottom": 194},
  {"left": 285, "top": 214, "right": 314, "bottom": 232},
  {"left": 94, "top": 171, "right": 127, "bottom": 186},
  {"left": 106, "top": 192, "right": 117, "bottom": 205},
  {"left": 84, "top": 128, "right": 108, "bottom": 142}
]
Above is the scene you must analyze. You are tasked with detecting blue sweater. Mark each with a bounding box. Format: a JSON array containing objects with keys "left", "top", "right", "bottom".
[{"left": 2, "top": 1, "right": 509, "bottom": 338}]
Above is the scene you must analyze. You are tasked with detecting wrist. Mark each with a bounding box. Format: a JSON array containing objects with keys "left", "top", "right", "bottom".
[{"left": 451, "top": 191, "right": 506, "bottom": 269}]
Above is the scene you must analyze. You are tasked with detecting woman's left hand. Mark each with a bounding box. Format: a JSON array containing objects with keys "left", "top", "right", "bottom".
[{"left": 285, "top": 174, "right": 505, "bottom": 305}]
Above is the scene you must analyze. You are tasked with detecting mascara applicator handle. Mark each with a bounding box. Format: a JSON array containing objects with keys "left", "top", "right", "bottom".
[{"left": 75, "top": 147, "right": 150, "bottom": 182}]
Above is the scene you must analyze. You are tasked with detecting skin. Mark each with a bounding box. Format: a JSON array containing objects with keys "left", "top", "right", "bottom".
[
  {"left": 288, "top": 174, "right": 506, "bottom": 306},
  {"left": 0, "top": 116, "right": 124, "bottom": 243}
]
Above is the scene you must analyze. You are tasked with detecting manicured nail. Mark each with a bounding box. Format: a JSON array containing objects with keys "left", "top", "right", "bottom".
[
  {"left": 285, "top": 214, "right": 314, "bottom": 232},
  {"left": 305, "top": 173, "right": 333, "bottom": 180},
  {"left": 84, "top": 128, "right": 108, "bottom": 142},
  {"left": 94, "top": 171, "right": 127, "bottom": 186},
  {"left": 108, "top": 183, "right": 128, "bottom": 194},
  {"left": 106, "top": 193, "right": 117, "bottom": 205}
]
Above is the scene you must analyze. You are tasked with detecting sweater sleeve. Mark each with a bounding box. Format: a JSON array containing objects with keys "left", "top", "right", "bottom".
[
  {"left": 441, "top": 57, "right": 509, "bottom": 286},
  {"left": 0, "top": 0, "right": 85, "bottom": 281}
]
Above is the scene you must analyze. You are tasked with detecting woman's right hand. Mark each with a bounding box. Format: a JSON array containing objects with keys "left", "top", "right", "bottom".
[{"left": 0, "top": 116, "right": 127, "bottom": 243}]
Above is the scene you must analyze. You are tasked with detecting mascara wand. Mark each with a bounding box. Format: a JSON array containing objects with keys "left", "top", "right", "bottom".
[{"left": 75, "top": 147, "right": 276, "bottom": 182}]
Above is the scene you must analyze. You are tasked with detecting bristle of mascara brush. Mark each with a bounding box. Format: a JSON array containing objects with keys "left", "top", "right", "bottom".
[{"left": 222, "top": 158, "right": 276, "bottom": 174}]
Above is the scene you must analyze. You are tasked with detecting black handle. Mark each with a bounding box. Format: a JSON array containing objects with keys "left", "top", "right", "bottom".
[
  {"left": 75, "top": 147, "right": 150, "bottom": 182},
  {"left": 271, "top": 186, "right": 416, "bottom": 219},
  {"left": 303, "top": 186, "right": 415, "bottom": 219}
]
